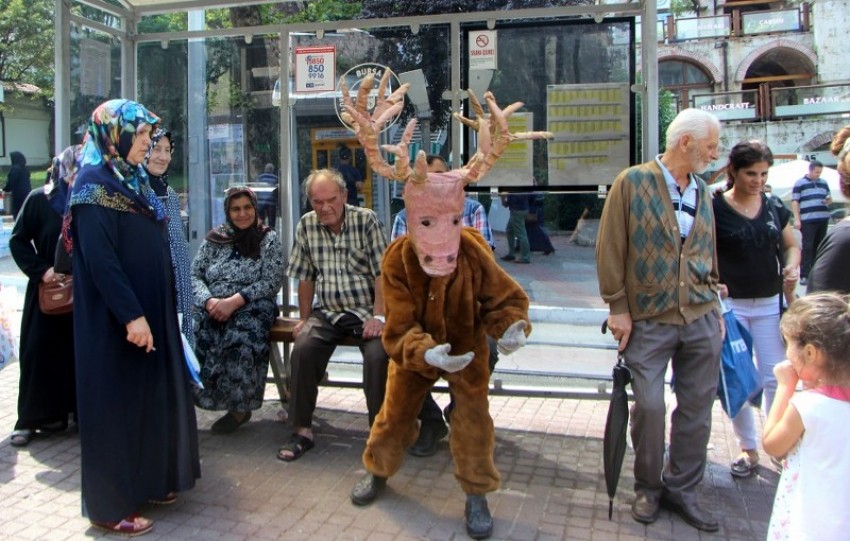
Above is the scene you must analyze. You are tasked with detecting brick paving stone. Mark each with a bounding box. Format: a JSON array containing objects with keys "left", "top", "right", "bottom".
[{"left": 1, "top": 347, "right": 777, "bottom": 541}]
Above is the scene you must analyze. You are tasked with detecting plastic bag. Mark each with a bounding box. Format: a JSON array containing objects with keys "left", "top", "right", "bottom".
[
  {"left": 0, "top": 285, "right": 19, "bottom": 369},
  {"left": 718, "top": 304, "right": 762, "bottom": 418}
]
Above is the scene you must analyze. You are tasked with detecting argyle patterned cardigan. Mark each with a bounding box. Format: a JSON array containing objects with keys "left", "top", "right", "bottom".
[{"left": 596, "top": 160, "right": 720, "bottom": 325}]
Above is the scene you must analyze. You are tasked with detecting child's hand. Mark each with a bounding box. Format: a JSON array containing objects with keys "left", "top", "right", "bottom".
[{"left": 773, "top": 360, "right": 799, "bottom": 388}]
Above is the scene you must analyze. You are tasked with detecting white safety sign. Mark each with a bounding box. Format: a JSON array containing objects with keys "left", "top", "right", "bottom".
[
  {"left": 294, "top": 46, "right": 336, "bottom": 93},
  {"left": 468, "top": 30, "right": 497, "bottom": 70}
]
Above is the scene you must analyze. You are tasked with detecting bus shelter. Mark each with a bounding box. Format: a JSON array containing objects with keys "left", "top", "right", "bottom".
[{"left": 54, "top": 1, "right": 659, "bottom": 307}]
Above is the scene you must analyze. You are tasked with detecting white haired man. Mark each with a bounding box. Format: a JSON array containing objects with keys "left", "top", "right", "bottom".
[{"left": 596, "top": 108, "right": 724, "bottom": 532}]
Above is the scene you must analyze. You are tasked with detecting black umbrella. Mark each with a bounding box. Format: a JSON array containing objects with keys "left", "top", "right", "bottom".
[{"left": 601, "top": 321, "right": 632, "bottom": 520}]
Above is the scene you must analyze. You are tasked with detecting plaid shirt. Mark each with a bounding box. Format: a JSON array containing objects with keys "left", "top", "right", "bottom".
[
  {"left": 391, "top": 198, "right": 495, "bottom": 249},
  {"left": 286, "top": 205, "right": 388, "bottom": 323}
]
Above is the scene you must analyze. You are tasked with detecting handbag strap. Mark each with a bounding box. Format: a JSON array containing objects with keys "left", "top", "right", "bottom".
[
  {"left": 764, "top": 194, "right": 785, "bottom": 312},
  {"left": 53, "top": 234, "right": 72, "bottom": 275}
]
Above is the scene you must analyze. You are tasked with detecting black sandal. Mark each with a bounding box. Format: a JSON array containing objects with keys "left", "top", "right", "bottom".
[
  {"left": 277, "top": 433, "right": 315, "bottom": 462},
  {"left": 210, "top": 411, "right": 252, "bottom": 434}
]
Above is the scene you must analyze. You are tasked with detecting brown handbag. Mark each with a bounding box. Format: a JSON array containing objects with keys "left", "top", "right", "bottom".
[{"left": 38, "top": 275, "right": 73, "bottom": 315}]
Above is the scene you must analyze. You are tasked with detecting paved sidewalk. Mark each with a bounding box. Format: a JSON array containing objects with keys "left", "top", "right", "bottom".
[{"left": 1, "top": 360, "right": 777, "bottom": 540}]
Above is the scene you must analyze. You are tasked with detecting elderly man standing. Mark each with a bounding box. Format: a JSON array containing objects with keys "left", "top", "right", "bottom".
[
  {"left": 596, "top": 108, "right": 724, "bottom": 532},
  {"left": 278, "top": 169, "right": 389, "bottom": 462}
]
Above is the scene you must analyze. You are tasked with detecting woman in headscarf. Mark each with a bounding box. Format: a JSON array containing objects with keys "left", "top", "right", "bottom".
[
  {"left": 143, "top": 129, "right": 193, "bottom": 346},
  {"left": 68, "top": 99, "right": 200, "bottom": 536},
  {"left": 8, "top": 146, "right": 78, "bottom": 447},
  {"left": 191, "top": 186, "right": 283, "bottom": 433},
  {"left": 3, "top": 150, "right": 32, "bottom": 219}
]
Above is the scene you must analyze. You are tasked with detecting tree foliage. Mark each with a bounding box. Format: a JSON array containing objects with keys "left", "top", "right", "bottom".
[{"left": 0, "top": 0, "right": 54, "bottom": 93}]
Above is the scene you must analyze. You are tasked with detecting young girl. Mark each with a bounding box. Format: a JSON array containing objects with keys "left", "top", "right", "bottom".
[{"left": 763, "top": 293, "right": 850, "bottom": 540}]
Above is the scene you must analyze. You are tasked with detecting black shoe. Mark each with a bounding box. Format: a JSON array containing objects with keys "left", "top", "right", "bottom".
[
  {"left": 350, "top": 473, "right": 386, "bottom": 506},
  {"left": 409, "top": 420, "right": 449, "bottom": 457},
  {"left": 210, "top": 411, "right": 252, "bottom": 434},
  {"left": 631, "top": 492, "right": 661, "bottom": 524},
  {"left": 465, "top": 494, "right": 493, "bottom": 539},
  {"left": 500, "top": 254, "right": 515, "bottom": 261},
  {"left": 543, "top": 248, "right": 555, "bottom": 255},
  {"left": 661, "top": 492, "right": 718, "bottom": 532}
]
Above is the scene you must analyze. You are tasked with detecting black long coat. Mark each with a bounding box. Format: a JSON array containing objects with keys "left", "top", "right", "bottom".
[
  {"left": 71, "top": 168, "right": 200, "bottom": 522},
  {"left": 9, "top": 188, "right": 76, "bottom": 429}
]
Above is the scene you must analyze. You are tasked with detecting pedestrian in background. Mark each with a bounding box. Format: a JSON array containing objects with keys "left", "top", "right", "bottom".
[
  {"left": 596, "top": 108, "right": 723, "bottom": 532},
  {"left": 338, "top": 146, "right": 363, "bottom": 207},
  {"left": 807, "top": 126, "right": 850, "bottom": 295},
  {"left": 8, "top": 146, "right": 78, "bottom": 447},
  {"left": 255, "top": 162, "right": 279, "bottom": 228},
  {"left": 791, "top": 160, "right": 831, "bottom": 285},
  {"left": 500, "top": 192, "right": 531, "bottom": 264},
  {"left": 3, "top": 151, "right": 32, "bottom": 219}
]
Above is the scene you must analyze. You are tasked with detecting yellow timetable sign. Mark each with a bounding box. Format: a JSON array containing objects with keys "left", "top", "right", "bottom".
[
  {"left": 477, "top": 112, "right": 536, "bottom": 187},
  {"left": 547, "top": 83, "right": 630, "bottom": 186}
]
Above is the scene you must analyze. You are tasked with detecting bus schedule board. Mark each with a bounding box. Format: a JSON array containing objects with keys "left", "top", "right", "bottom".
[
  {"left": 546, "top": 83, "right": 630, "bottom": 187},
  {"left": 475, "top": 113, "right": 535, "bottom": 187}
]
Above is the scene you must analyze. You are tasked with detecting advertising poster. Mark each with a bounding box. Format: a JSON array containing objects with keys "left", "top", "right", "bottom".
[{"left": 208, "top": 123, "right": 245, "bottom": 226}]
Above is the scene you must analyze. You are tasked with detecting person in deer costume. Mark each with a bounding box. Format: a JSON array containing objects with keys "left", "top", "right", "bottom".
[{"left": 341, "top": 72, "right": 551, "bottom": 539}]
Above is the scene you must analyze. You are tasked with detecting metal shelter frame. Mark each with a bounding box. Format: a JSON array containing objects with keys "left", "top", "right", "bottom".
[{"left": 54, "top": 0, "right": 659, "bottom": 258}]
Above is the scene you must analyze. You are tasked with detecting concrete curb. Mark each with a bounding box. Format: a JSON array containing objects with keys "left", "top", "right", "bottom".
[{"left": 529, "top": 304, "right": 607, "bottom": 326}]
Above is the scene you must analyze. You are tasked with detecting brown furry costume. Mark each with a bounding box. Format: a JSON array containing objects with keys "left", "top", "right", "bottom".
[{"left": 362, "top": 227, "right": 531, "bottom": 494}]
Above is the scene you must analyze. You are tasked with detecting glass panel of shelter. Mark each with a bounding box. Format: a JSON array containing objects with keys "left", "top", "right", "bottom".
[{"left": 69, "top": 13, "right": 636, "bottom": 313}]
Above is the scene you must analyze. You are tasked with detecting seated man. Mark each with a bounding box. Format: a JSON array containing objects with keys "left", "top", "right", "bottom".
[
  {"left": 278, "top": 168, "right": 389, "bottom": 461},
  {"left": 391, "top": 154, "right": 499, "bottom": 457}
]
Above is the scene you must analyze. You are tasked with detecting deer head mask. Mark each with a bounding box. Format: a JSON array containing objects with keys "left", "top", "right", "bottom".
[{"left": 341, "top": 71, "right": 552, "bottom": 276}]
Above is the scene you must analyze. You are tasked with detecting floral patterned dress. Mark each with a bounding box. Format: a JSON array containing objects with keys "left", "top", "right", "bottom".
[{"left": 191, "top": 231, "right": 283, "bottom": 411}]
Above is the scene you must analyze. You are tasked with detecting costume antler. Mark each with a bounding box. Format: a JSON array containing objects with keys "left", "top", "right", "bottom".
[
  {"left": 455, "top": 90, "right": 554, "bottom": 185},
  {"left": 341, "top": 70, "right": 553, "bottom": 186},
  {"left": 341, "top": 71, "right": 428, "bottom": 183}
]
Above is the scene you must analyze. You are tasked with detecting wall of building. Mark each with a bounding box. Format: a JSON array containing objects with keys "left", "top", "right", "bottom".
[
  {"left": 812, "top": 0, "right": 850, "bottom": 83},
  {"left": 0, "top": 92, "right": 52, "bottom": 169}
]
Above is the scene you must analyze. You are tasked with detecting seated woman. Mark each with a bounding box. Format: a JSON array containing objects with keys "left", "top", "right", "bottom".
[{"left": 192, "top": 186, "right": 284, "bottom": 433}]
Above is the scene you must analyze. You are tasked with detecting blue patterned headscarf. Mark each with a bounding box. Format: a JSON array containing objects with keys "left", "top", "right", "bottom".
[{"left": 68, "top": 99, "right": 166, "bottom": 221}]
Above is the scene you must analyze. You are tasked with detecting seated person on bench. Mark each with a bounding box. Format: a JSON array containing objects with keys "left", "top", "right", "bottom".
[{"left": 277, "top": 168, "right": 389, "bottom": 462}]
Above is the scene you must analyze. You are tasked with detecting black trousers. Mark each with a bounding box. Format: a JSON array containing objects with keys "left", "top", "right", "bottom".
[
  {"left": 800, "top": 219, "right": 829, "bottom": 278},
  {"left": 288, "top": 311, "right": 388, "bottom": 428}
]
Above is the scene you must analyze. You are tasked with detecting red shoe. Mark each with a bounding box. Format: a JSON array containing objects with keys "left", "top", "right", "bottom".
[{"left": 91, "top": 513, "right": 153, "bottom": 537}]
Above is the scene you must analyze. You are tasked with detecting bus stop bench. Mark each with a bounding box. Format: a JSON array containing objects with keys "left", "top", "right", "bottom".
[{"left": 266, "top": 316, "right": 360, "bottom": 404}]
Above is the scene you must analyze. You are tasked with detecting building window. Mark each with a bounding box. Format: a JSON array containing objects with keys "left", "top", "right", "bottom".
[{"left": 659, "top": 59, "right": 713, "bottom": 111}]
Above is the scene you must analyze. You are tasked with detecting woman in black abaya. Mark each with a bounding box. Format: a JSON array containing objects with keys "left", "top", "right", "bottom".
[{"left": 68, "top": 99, "right": 200, "bottom": 536}]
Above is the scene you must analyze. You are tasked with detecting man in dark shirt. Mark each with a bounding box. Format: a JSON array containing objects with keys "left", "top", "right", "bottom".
[
  {"left": 256, "top": 163, "right": 279, "bottom": 228},
  {"left": 338, "top": 147, "right": 363, "bottom": 207}
]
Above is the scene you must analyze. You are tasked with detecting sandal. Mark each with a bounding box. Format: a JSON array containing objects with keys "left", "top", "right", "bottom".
[
  {"left": 91, "top": 513, "right": 153, "bottom": 537},
  {"left": 730, "top": 451, "right": 759, "bottom": 478},
  {"left": 10, "top": 429, "right": 33, "bottom": 447},
  {"left": 148, "top": 492, "right": 177, "bottom": 505},
  {"left": 210, "top": 411, "right": 252, "bottom": 434},
  {"left": 37, "top": 419, "right": 68, "bottom": 433},
  {"left": 277, "top": 433, "right": 315, "bottom": 462}
]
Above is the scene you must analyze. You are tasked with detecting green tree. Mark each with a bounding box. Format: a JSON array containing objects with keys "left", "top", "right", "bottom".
[{"left": 0, "top": 0, "right": 54, "bottom": 94}]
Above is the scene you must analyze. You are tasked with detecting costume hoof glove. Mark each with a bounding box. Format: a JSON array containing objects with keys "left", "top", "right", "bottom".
[
  {"left": 425, "top": 343, "right": 474, "bottom": 373},
  {"left": 497, "top": 320, "right": 527, "bottom": 355}
]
